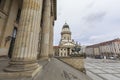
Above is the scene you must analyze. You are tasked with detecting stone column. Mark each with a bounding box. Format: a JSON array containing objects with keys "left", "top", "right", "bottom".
[
  {"left": 5, "top": 0, "right": 43, "bottom": 72},
  {"left": 49, "top": 16, "right": 54, "bottom": 57},
  {"left": 40, "top": 0, "right": 51, "bottom": 59},
  {"left": 70, "top": 48, "right": 72, "bottom": 55},
  {"left": 59, "top": 48, "right": 61, "bottom": 56},
  {"left": 66, "top": 48, "right": 68, "bottom": 56}
]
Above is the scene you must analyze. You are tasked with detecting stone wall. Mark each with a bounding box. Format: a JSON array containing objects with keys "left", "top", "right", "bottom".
[
  {"left": 0, "top": 48, "right": 7, "bottom": 57},
  {"left": 58, "top": 57, "right": 86, "bottom": 73},
  {"left": 0, "top": 11, "right": 7, "bottom": 47},
  {"left": 0, "top": 0, "right": 19, "bottom": 57}
]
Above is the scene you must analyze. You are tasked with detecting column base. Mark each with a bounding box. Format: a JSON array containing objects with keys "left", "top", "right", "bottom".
[
  {"left": 4, "top": 60, "right": 40, "bottom": 72},
  {"left": 0, "top": 65, "right": 42, "bottom": 78},
  {"left": 39, "top": 56, "right": 49, "bottom": 61}
]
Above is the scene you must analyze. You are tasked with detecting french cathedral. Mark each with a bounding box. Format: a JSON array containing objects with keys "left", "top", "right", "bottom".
[{"left": 54, "top": 23, "right": 81, "bottom": 57}]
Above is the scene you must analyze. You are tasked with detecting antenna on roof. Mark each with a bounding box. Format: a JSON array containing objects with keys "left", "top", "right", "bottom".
[{"left": 65, "top": 20, "right": 68, "bottom": 24}]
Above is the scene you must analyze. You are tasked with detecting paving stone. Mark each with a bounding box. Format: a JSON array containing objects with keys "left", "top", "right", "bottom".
[
  {"left": 85, "top": 58, "right": 120, "bottom": 80},
  {"left": 0, "top": 58, "right": 92, "bottom": 80},
  {"left": 98, "top": 74, "right": 120, "bottom": 80}
]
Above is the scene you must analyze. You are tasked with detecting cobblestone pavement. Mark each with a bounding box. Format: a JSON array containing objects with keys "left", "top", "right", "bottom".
[
  {"left": 0, "top": 58, "right": 91, "bottom": 80},
  {"left": 84, "top": 58, "right": 120, "bottom": 80}
]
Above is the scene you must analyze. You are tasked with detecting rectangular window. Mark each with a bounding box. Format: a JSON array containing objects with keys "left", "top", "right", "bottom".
[
  {"left": 0, "top": 0, "right": 6, "bottom": 10},
  {"left": 0, "top": 0, "right": 2, "bottom": 8},
  {"left": 16, "top": 9, "right": 21, "bottom": 23},
  {"left": 0, "top": 0, "right": 1, "bottom": 5}
]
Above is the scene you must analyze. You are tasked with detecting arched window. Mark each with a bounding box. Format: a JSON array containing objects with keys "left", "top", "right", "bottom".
[{"left": 68, "top": 37, "right": 69, "bottom": 40}]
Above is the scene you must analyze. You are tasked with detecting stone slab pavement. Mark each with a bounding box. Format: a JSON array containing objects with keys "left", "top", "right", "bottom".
[
  {"left": 84, "top": 58, "right": 120, "bottom": 80},
  {"left": 0, "top": 58, "right": 92, "bottom": 80}
]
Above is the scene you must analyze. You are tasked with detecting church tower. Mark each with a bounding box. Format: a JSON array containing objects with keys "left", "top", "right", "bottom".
[
  {"left": 54, "top": 23, "right": 81, "bottom": 58},
  {"left": 61, "top": 23, "right": 71, "bottom": 40},
  {"left": 58, "top": 23, "right": 76, "bottom": 57}
]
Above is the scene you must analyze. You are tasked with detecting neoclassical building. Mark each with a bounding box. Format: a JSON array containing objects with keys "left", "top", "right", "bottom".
[
  {"left": 85, "top": 38, "right": 120, "bottom": 59},
  {"left": 54, "top": 23, "right": 80, "bottom": 57},
  {"left": 0, "top": 0, "right": 56, "bottom": 77}
]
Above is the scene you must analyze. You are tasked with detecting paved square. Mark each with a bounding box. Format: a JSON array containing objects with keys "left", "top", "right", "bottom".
[{"left": 85, "top": 58, "right": 120, "bottom": 80}]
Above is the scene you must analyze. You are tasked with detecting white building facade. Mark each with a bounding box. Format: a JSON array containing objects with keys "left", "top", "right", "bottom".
[
  {"left": 85, "top": 39, "right": 120, "bottom": 59},
  {"left": 58, "top": 23, "right": 76, "bottom": 57}
]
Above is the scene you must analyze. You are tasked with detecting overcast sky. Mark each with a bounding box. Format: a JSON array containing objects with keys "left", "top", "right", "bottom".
[{"left": 54, "top": 0, "right": 120, "bottom": 46}]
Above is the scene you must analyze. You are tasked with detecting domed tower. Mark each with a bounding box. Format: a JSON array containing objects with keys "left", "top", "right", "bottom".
[
  {"left": 61, "top": 23, "right": 71, "bottom": 40},
  {"left": 58, "top": 23, "right": 74, "bottom": 57},
  {"left": 57, "top": 23, "right": 81, "bottom": 57}
]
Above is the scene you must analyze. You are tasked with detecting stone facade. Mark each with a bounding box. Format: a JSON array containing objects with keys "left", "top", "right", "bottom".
[
  {"left": 0, "top": 0, "right": 57, "bottom": 77},
  {"left": 59, "top": 57, "right": 86, "bottom": 73},
  {"left": 0, "top": 0, "right": 19, "bottom": 57}
]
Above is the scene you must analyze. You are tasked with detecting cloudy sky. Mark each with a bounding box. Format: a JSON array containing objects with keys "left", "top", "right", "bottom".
[{"left": 54, "top": 0, "right": 120, "bottom": 46}]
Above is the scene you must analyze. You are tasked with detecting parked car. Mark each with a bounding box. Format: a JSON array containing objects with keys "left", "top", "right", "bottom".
[{"left": 109, "top": 57, "right": 116, "bottom": 60}]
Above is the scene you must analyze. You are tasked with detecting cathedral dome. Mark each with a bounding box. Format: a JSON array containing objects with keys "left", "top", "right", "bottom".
[
  {"left": 63, "top": 23, "right": 69, "bottom": 29},
  {"left": 61, "top": 23, "right": 71, "bottom": 35}
]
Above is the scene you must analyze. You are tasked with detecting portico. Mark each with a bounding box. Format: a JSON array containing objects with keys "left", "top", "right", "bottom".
[{"left": 0, "top": 0, "right": 56, "bottom": 78}]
